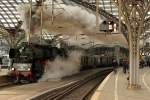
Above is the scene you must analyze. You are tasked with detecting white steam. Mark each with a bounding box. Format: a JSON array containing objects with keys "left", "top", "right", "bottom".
[
  {"left": 17, "top": 0, "right": 104, "bottom": 47},
  {"left": 44, "top": 3, "right": 101, "bottom": 32},
  {"left": 17, "top": 0, "right": 103, "bottom": 35},
  {"left": 17, "top": 4, "right": 30, "bottom": 33},
  {"left": 39, "top": 51, "right": 82, "bottom": 81}
]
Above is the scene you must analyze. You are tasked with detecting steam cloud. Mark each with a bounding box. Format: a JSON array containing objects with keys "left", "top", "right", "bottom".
[
  {"left": 17, "top": 0, "right": 103, "bottom": 37},
  {"left": 39, "top": 50, "right": 82, "bottom": 81},
  {"left": 17, "top": 1, "right": 105, "bottom": 47}
]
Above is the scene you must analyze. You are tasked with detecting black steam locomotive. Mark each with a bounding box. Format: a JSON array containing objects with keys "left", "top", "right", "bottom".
[{"left": 9, "top": 42, "right": 67, "bottom": 83}]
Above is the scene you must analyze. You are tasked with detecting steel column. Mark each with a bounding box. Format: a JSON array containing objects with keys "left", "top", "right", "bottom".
[
  {"left": 40, "top": 0, "right": 44, "bottom": 44},
  {"left": 96, "top": 0, "right": 99, "bottom": 31},
  {"left": 28, "top": 0, "right": 32, "bottom": 43},
  {"left": 128, "top": 6, "right": 140, "bottom": 88}
]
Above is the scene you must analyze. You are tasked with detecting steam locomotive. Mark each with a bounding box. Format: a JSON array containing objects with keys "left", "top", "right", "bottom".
[
  {"left": 9, "top": 42, "right": 67, "bottom": 83},
  {"left": 8, "top": 42, "right": 128, "bottom": 83}
]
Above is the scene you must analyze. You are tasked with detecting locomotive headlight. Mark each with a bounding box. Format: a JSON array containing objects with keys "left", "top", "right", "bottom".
[
  {"left": 27, "top": 68, "right": 30, "bottom": 71},
  {"left": 11, "top": 67, "right": 15, "bottom": 71}
]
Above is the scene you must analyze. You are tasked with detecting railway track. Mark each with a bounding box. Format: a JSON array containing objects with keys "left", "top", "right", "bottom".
[
  {"left": 0, "top": 76, "right": 13, "bottom": 89},
  {"left": 30, "top": 68, "right": 112, "bottom": 100},
  {"left": 0, "top": 76, "right": 29, "bottom": 89},
  {"left": 60, "top": 75, "right": 106, "bottom": 100}
]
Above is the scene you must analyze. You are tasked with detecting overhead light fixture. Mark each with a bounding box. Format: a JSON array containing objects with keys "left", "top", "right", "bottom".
[
  {"left": 59, "top": 36, "right": 63, "bottom": 39},
  {"left": 141, "top": 53, "right": 145, "bottom": 56},
  {"left": 80, "top": 34, "right": 85, "bottom": 35},
  {"left": 129, "top": 4, "right": 132, "bottom": 7},
  {"left": 57, "top": 26, "right": 63, "bottom": 28},
  {"left": 121, "top": 17, "right": 124, "bottom": 20}
]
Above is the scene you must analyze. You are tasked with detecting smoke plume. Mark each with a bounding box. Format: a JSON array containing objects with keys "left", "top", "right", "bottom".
[
  {"left": 17, "top": 0, "right": 103, "bottom": 36},
  {"left": 39, "top": 50, "right": 82, "bottom": 81}
]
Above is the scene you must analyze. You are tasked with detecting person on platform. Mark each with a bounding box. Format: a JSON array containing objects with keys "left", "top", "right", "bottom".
[
  {"left": 0, "top": 57, "right": 2, "bottom": 71},
  {"left": 123, "top": 59, "right": 129, "bottom": 74},
  {"left": 147, "top": 60, "right": 150, "bottom": 68},
  {"left": 140, "top": 60, "right": 145, "bottom": 68},
  {"left": 112, "top": 59, "right": 118, "bottom": 73}
]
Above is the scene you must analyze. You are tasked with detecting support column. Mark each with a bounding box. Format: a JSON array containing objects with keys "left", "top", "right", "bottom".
[
  {"left": 128, "top": 6, "right": 140, "bottom": 89},
  {"left": 40, "top": 0, "right": 44, "bottom": 44},
  {"left": 129, "top": 38, "right": 140, "bottom": 89},
  {"left": 28, "top": 0, "right": 32, "bottom": 43},
  {"left": 96, "top": 0, "right": 99, "bottom": 31},
  {"left": 51, "top": 0, "right": 54, "bottom": 24},
  {"left": 129, "top": 36, "right": 140, "bottom": 87},
  {"left": 117, "top": 0, "right": 147, "bottom": 89},
  {"left": 118, "top": 0, "right": 122, "bottom": 33}
]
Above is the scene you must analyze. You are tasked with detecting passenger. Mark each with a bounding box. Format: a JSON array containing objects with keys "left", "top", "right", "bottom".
[
  {"left": 149, "top": 60, "right": 150, "bottom": 68},
  {"left": 112, "top": 59, "right": 118, "bottom": 74},
  {"left": 146, "top": 60, "right": 149, "bottom": 67},
  {"left": 0, "top": 58, "right": 2, "bottom": 71},
  {"left": 147, "top": 60, "right": 150, "bottom": 68},
  {"left": 123, "top": 59, "right": 126, "bottom": 73},
  {"left": 127, "top": 74, "right": 130, "bottom": 84},
  {"left": 123, "top": 59, "right": 128, "bottom": 74},
  {"left": 127, "top": 60, "right": 129, "bottom": 71},
  {"left": 140, "top": 60, "right": 145, "bottom": 68}
]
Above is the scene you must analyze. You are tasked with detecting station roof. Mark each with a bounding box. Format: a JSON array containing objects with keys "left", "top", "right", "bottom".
[
  {"left": 0, "top": 0, "right": 121, "bottom": 29},
  {"left": 0, "top": 0, "right": 29, "bottom": 29},
  {"left": 0, "top": 0, "right": 149, "bottom": 40}
]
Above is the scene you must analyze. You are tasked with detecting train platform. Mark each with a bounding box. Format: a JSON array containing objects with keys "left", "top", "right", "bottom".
[
  {"left": 0, "top": 69, "right": 9, "bottom": 76},
  {"left": 91, "top": 67, "right": 150, "bottom": 100},
  {"left": 0, "top": 69, "right": 11, "bottom": 87}
]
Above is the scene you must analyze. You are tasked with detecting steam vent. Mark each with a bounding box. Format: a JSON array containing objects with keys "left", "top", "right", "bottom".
[{"left": 0, "top": 0, "right": 150, "bottom": 100}]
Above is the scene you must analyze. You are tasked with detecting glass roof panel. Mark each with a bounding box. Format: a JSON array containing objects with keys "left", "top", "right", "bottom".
[
  {"left": 0, "top": 0, "right": 119, "bottom": 29},
  {"left": 87, "top": 0, "right": 119, "bottom": 17},
  {"left": 0, "top": 0, "right": 149, "bottom": 33},
  {"left": 0, "top": 0, "right": 31, "bottom": 29}
]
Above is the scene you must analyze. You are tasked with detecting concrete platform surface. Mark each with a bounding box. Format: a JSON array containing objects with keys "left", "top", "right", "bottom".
[
  {"left": 91, "top": 67, "right": 150, "bottom": 100},
  {"left": 0, "top": 69, "right": 9, "bottom": 76}
]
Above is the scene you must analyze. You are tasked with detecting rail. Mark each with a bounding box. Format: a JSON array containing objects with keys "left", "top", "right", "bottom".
[
  {"left": 0, "top": 75, "right": 13, "bottom": 88},
  {"left": 29, "top": 68, "right": 112, "bottom": 100}
]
